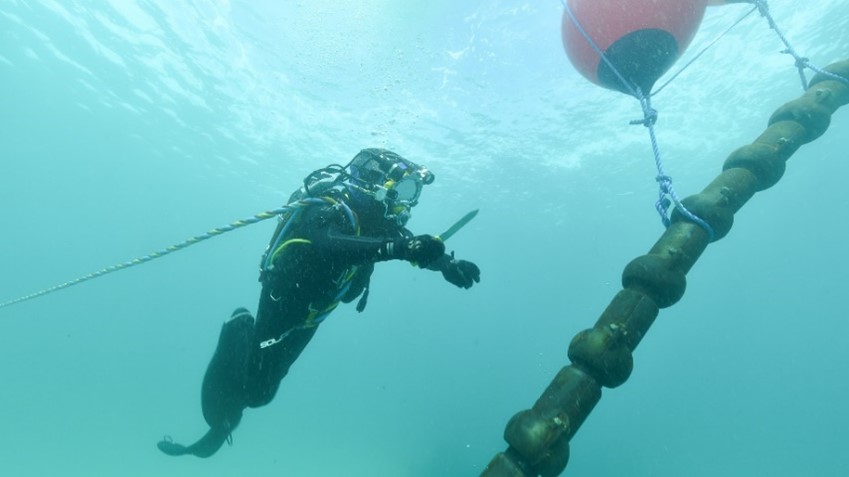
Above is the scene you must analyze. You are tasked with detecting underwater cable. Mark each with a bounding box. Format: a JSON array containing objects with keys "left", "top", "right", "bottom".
[{"left": 0, "top": 206, "right": 299, "bottom": 310}]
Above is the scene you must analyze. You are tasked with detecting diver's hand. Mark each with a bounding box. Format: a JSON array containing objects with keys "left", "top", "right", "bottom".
[
  {"left": 441, "top": 258, "right": 480, "bottom": 289},
  {"left": 387, "top": 235, "right": 445, "bottom": 267}
]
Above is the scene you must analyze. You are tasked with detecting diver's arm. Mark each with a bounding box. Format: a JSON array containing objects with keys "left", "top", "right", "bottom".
[
  {"left": 316, "top": 223, "right": 479, "bottom": 288},
  {"left": 314, "top": 225, "right": 442, "bottom": 266},
  {"left": 304, "top": 206, "right": 442, "bottom": 266},
  {"left": 305, "top": 207, "right": 467, "bottom": 278},
  {"left": 319, "top": 226, "right": 395, "bottom": 264}
]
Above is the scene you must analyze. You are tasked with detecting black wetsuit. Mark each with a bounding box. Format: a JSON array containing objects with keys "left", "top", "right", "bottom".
[
  {"left": 246, "top": 192, "right": 412, "bottom": 407},
  {"left": 158, "top": 190, "right": 449, "bottom": 458}
]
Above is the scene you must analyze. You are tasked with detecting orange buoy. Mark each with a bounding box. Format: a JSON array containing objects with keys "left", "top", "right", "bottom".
[{"left": 562, "top": 0, "right": 709, "bottom": 96}]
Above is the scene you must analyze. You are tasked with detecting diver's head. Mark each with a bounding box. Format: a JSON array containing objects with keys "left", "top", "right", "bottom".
[{"left": 345, "top": 148, "right": 434, "bottom": 226}]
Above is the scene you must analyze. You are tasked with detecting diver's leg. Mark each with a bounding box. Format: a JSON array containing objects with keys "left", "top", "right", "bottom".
[
  {"left": 244, "top": 325, "right": 317, "bottom": 408},
  {"left": 244, "top": 289, "right": 319, "bottom": 408},
  {"left": 158, "top": 307, "right": 254, "bottom": 458}
]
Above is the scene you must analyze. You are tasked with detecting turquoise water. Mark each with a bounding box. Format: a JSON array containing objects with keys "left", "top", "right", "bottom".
[{"left": 1, "top": 1, "right": 848, "bottom": 476}]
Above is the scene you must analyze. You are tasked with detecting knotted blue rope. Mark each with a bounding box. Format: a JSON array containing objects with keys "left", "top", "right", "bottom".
[
  {"left": 562, "top": 0, "right": 716, "bottom": 240},
  {"left": 751, "top": 0, "right": 849, "bottom": 89},
  {"left": 630, "top": 90, "right": 715, "bottom": 239},
  {"left": 0, "top": 199, "right": 344, "bottom": 310}
]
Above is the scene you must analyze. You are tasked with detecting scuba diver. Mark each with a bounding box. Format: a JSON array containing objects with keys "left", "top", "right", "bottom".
[{"left": 157, "top": 148, "right": 481, "bottom": 458}]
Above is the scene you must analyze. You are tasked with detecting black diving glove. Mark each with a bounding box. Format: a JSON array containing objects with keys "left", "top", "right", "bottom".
[
  {"left": 441, "top": 256, "right": 480, "bottom": 289},
  {"left": 382, "top": 235, "right": 445, "bottom": 267}
]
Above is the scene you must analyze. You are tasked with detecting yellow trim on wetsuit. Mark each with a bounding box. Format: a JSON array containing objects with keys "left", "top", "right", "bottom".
[{"left": 269, "top": 238, "right": 311, "bottom": 265}]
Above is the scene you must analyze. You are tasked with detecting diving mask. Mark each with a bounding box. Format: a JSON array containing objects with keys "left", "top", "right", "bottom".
[
  {"left": 379, "top": 169, "right": 432, "bottom": 206},
  {"left": 346, "top": 148, "right": 434, "bottom": 224}
]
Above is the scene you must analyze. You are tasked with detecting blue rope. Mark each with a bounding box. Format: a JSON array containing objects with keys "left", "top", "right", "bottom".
[
  {"left": 0, "top": 200, "right": 339, "bottom": 310},
  {"left": 561, "top": 0, "right": 716, "bottom": 240},
  {"left": 751, "top": 0, "right": 849, "bottom": 89}
]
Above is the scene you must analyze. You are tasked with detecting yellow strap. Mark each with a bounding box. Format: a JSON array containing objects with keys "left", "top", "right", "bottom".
[{"left": 269, "top": 238, "right": 312, "bottom": 265}]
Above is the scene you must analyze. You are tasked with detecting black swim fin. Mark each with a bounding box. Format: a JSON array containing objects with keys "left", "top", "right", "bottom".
[
  {"left": 157, "top": 427, "right": 232, "bottom": 458},
  {"left": 157, "top": 308, "right": 255, "bottom": 458}
]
